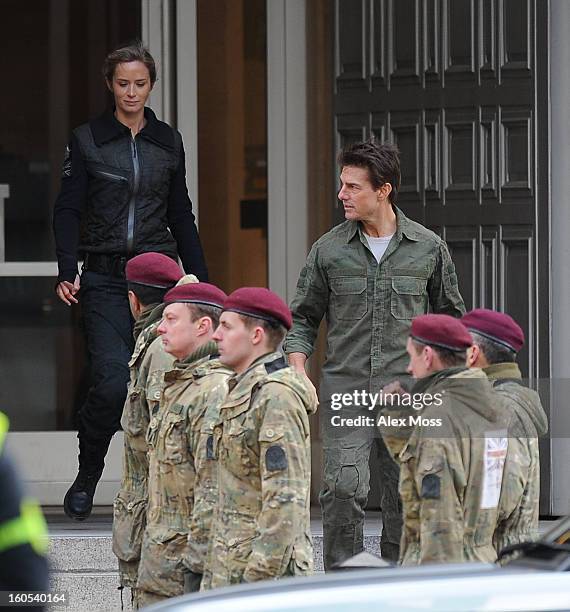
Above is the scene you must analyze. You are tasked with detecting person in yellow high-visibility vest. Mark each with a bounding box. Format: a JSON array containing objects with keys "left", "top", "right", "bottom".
[{"left": 0, "top": 412, "right": 49, "bottom": 606}]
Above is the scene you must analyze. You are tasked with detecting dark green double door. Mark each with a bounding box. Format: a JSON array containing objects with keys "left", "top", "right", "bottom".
[{"left": 333, "top": 0, "right": 551, "bottom": 512}]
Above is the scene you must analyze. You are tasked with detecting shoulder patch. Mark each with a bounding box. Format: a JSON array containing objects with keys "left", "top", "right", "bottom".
[
  {"left": 169, "top": 403, "right": 185, "bottom": 415},
  {"left": 265, "top": 356, "right": 288, "bottom": 374},
  {"left": 265, "top": 445, "right": 288, "bottom": 472},
  {"left": 206, "top": 434, "right": 214, "bottom": 459},
  {"left": 62, "top": 143, "right": 72, "bottom": 178},
  {"left": 421, "top": 473, "right": 441, "bottom": 499}
]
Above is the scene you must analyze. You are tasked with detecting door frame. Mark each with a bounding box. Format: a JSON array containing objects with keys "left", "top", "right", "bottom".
[{"left": 4, "top": 0, "right": 312, "bottom": 506}]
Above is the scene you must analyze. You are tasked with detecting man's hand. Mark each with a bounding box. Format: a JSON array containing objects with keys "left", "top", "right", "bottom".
[
  {"left": 381, "top": 380, "right": 410, "bottom": 406},
  {"left": 287, "top": 352, "right": 319, "bottom": 405},
  {"left": 287, "top": 352, "right": 308, "bottom": 375},
  {"left": 56, "top": 274, "right": 80, "bottom": 305}
]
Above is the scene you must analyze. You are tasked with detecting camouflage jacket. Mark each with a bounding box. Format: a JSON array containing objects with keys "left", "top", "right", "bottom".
[
  {"left": 484, "top": 362, "right": 548, "bottom": 555},
  {"left": 385, "top": 368, "right": 509, "bottom": 566},
  {"left": 283, "top": 207, "right": 465, "bottom": 401},
  {"left": 206, "top": 352, "right": 317, "bottom": 589},
  {"left": 112, "top": 304, "right": 173, "bottom": 588},
  {"left": 137, "top": 341, "right": 230, "bottom": 596}
]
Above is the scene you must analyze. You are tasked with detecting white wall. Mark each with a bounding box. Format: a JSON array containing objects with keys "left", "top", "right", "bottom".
[{"left": 267, "top": 0, "right": 309, "bottom": 301}]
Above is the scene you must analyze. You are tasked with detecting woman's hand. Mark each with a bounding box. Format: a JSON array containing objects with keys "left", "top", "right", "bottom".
[{"left": 56, "top": 275, "right": 81, "bottom": 305}]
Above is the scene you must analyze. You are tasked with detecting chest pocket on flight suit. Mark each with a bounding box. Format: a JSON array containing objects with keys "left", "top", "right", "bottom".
[
  {"left": 329, "top": 276, "right": 367, "bottom": 320},
  {"left": 390, "top": 276, "right": 428, "bottom": 320}
]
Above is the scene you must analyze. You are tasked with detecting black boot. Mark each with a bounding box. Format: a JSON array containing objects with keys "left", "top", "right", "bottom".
[{"left": 63, "top": 434, "right": 110, "bottom": 521}]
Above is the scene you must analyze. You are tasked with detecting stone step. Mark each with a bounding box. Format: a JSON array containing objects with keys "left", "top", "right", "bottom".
[
  {"left": 49, "top": 535, "right": 117, "bottom": 573},
  {"left": 48, "top": 532, "right": 380, "bottom": 573},
  {"left": 46, "top": 524, "right": 381, "bottom": 612},
  {"left": 49, "top": 573, "right": 126, "bottom": 612}
]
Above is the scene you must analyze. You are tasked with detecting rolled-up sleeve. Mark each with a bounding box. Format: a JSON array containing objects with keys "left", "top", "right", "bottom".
[
  {"left": 427, "top": 241, "right": 466, "bottom": 317},
  {"left": 283, "top": 243, "right": 329, "bottom": 358}
]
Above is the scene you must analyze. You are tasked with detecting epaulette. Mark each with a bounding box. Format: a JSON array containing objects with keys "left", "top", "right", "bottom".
[{"left": 264, "top": 355, "right": 288, "bottom": 374}]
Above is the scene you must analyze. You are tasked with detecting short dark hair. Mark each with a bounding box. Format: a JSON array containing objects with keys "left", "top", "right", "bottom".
[
  {"left": 102, "top": 40, "right": 157, "bottom": 85},
  {"left": 238, "top": 314, "right": 287, "bottom": 351},
  {"left": 128, "top": 282, "right": 167, "bottom": 307},
  {"left": 187, "top": 304, "right": 222, "bottom": 328},
  {"left": 338, "top": 139, "right": 401, "bottom": 204},
  {"left": 411, "top": 339, "right": 466, "bottom": 368},
  {"left": 471, "top": 331, "right": 516, "bottom": 364},
  {"left": 433, "top": 346, "right": 467, "bottom": 368}
]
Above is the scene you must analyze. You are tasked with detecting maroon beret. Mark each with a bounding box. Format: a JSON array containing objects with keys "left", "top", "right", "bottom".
[
  {"left": 410, "top": 314, "right": 472, "bottom": 352},
  {"left": 126, "top": 253, "right": 182, "bottom": 289},
  {"left": 223, "top": 287, "right": 292, "bottom": 330},
  {"left": 163, "top": 282, "right": 227, "bottom": 308},
  {"left": 462, "top": 308, "right": 524, "bottom": 353}
]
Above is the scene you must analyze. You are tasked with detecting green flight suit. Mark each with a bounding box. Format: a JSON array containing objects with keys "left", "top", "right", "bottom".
[{"left": 284, "top": 206, "right": 465, "bottom": 566}]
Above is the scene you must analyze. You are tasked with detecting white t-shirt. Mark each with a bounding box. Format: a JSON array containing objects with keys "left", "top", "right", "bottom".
[{"left": 364, "top": 233, "right": 394, "bottom": 263}]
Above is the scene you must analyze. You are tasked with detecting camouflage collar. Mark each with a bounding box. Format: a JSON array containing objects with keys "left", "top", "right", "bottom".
[
  {"left": 411, "top": 366, "right": 469, "bottom": 394},
  {"left": 129, "top": 304, "right": 165, "bottom": 367},
  {"left": 483, "top": 362, "right": 522, "bottom": 382},
  {"left": 417, "top": 366, "right": 500, "bottom": 423},
  {"left": 177, "top": 340, "right": 218, "bottom": 369},
  {"left": 132, "top": 302, "right": 162, "bottom": 342},
  {"left": 227, "top": 351, "right": 284, "bottom": 395},
  {"left": 164, "top": 341, "right": 219, "bottom": 383}
]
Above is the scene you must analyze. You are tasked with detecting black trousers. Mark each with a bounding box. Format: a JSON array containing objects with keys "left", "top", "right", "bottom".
[{"left": 79, "top": 270, "right": 134, "bottom": 443}]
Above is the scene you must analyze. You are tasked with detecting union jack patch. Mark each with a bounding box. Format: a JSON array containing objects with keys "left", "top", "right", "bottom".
[{"left": 480, "top": 433, "right": 508, "bottom": 509}]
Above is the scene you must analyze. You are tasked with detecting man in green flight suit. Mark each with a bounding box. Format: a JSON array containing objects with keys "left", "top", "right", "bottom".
[{"left": 284, "top": 139, "right": 465, "bottom": 567}]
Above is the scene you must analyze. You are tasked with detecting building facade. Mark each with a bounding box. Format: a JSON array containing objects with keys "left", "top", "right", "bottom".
[{"left": 0, "top": 0, "right": 568, "bottom": 515}]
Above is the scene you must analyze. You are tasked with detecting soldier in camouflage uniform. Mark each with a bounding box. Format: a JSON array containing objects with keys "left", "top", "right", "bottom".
[
  {"left": 204, "top": 287, "right": 316, "bottom": 590},
  {"left": 111, "top": 253, "right": 183, "bottom": 600},
  {"left": 463, "top": 309, "right": 548, "bottom": 555},
  {"left": 284, "top": 140, "right": 465, "bottom": 568},
  {"left": 378, "top": 314, "right": 508, "bottom": 565},
  {"left": 136, "top": 282, "right": 230, "bottom": 608}
]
